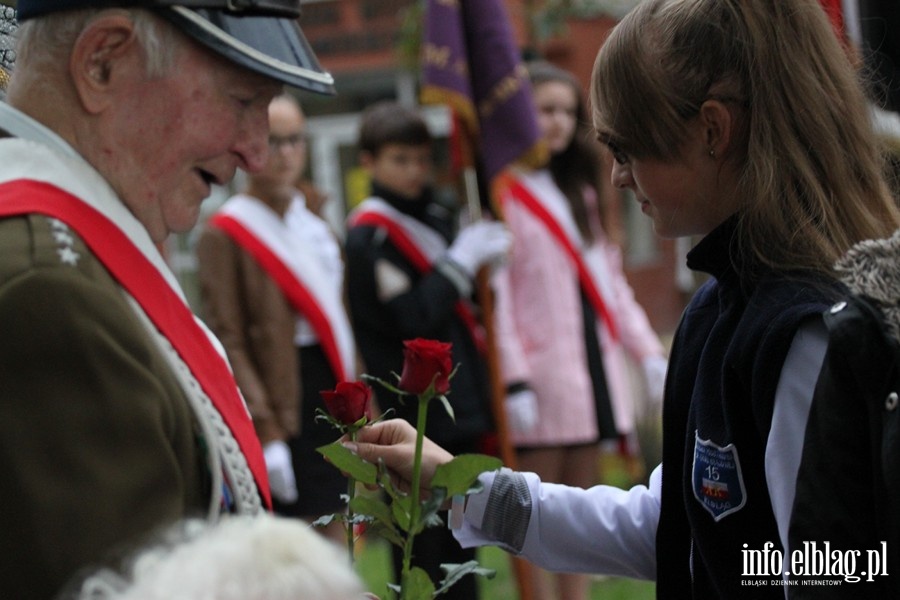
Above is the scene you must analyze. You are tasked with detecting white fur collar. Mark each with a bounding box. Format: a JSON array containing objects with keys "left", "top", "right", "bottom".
[{"left": 835, "top": 229, "right": 900, "bottom": 343}]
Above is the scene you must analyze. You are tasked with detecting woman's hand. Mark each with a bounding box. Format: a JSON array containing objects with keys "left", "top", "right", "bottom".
[{"left": 344, "top": 419, "right": 454, "bottom": 493}]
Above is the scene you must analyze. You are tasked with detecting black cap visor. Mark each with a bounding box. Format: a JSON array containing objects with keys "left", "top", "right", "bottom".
[
  {"left": 161, "top": 7, "right": 335, "bottom": 95},
  {"left": 19, "top": 0, "right": 303, "bottom": 21}
]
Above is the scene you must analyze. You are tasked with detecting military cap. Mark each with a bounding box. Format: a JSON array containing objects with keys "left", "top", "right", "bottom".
[{"left": 16, "top": 0, "right": 335, "bottom": 95}]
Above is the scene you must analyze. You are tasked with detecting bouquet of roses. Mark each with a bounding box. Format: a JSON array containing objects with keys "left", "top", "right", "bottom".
[{"left": 315, "top": 338, "right": 502, "bottom": 600}]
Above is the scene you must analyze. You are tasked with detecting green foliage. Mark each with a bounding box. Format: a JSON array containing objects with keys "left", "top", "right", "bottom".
[
  {"left": 435, "top": 394, "right": 455, "bottom": 422},
  {"left": 396, "top": 0, "right": 424, "bottom": 71},
  {"left": 357, "top": 539, "right": 656, "bottom": 600},
  {"left": 319, "top": 353, "right": 502, "bottom": 598},
  {"left": 317, "top": 442, "right": 377, "bottom": 485},
  {"left": 315, "top": 407, "right": 369, "bottom": 432},
  {"left": 389, "top": 567, "right": 435, "bottom": 600},
  {"left": 317, "top": 431, "right": 501, "bottom": 598},
  {"left": 435, "top": 562, "right": 496, "bottom": 595},
  {"left": 431, "top": 454, "right": 502, "bottom": 497}
]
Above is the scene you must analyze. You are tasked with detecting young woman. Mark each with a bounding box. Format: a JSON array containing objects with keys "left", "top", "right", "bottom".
[
  {"left": 493, "top": 60, "right": 667, "bottom": 600},
  {"left": 348, "top": 1, "right": 900, "bottom": 598}
]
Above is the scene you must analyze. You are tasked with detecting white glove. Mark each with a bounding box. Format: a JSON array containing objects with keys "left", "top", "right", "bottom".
[
  {"left": 641, "top": 355, "right": 668, "bottom": 405},
  {"left": 504, "top": 388, "right": 539, "bottom": 433},
  {"left": 446, "top": 221, "right": 513, "bottom": 277},
  {"left": 263, "top": 440, "right": 299, "bottom": 504}
]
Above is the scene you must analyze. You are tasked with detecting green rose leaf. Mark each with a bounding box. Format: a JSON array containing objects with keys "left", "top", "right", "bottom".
[
  {"left": 389, "top": 566, "right": 434, "bottom": 600},
  {"left": 361, "top": 373, "right": 406, "bottom": 397},
  {"left": 309, "top": 513, "right": 337, "bottom": 528},
  {"left": 392, "top": 494, "right": 412, "bottom": 532},
  {"left": 370, "top": 522, "right": 406, "bottom": 549},
  {"left": 421, "top": 511, "right": 444, "bottom": 531},
  {"left": 375, "top": 461, "right": 402, "bottom": 501},
  {"left": 316, "top": 442, "right": 377, "bottom": 485},
  {"left": 435, "top": 394, "right": 456, "bottom": 422},
  {"left": 435, "top": 561, "right": 496, "bottom": 595},
  {"left": 349, "top": 495, "right": 395, "bottom": 533},
  {"left": 418, "top": 487, "right": 447, "bottom": 529},
  {"left": 430, "top": 454, "right": 502, "bottom": 497}
]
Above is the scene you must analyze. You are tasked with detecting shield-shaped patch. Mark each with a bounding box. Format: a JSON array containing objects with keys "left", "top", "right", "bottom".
[{"left": 691, "top": 431, "right": 747, "bottom": 521}]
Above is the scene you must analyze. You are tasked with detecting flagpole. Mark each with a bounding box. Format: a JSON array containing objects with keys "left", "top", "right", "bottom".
[{"left": 462, "top": 166, "right": 535, "bottom": 600}]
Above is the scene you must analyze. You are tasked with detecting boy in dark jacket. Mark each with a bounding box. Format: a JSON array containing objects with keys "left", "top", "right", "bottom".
[{"left": 344, "top": 101, "right": 510, "bottom": 599}]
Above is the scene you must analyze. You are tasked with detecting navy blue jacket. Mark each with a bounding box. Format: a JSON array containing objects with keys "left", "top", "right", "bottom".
[{"left": 656, "top": 218, "right": 839, "bottom": 598}]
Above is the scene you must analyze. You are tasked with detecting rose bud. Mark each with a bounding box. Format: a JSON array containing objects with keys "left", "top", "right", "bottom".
[
  {"left": 398, "top": 338, "right": 453, "bottom": 395},
  {"left": 320, "top": 381, "right": 372, "bottom": 425}
]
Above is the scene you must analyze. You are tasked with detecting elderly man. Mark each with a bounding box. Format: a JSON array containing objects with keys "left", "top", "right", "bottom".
[{"left": 0, "top": 2, "right": 334, "bottom": 598}]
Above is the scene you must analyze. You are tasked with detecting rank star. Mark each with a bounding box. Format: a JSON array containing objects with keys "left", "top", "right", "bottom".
[
  {"left": 48, "top": 218, "right": 69, "bottom": 231},
  {"left": 57, "top": 246, "right": 80, "bottom": 266},
  {"left": 52, "top": 230, "right": 75, "bottom": 246}
]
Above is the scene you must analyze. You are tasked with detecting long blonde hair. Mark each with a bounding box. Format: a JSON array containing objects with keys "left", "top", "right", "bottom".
[{"left": 591, "top": 0, "right": 900, "bottom": 276}]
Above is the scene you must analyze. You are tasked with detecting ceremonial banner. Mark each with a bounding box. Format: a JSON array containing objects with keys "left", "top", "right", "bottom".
[{"left": 421, "top": 0, "right": 546, "bottom": 182}]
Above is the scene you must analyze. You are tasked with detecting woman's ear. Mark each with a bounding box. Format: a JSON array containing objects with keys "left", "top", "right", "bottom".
[
  {"left": 698, "top": 99, "right": 735, "bottom": 159},
  {"left": 69, "top": 14, "right": 139, "bottom": 114}
]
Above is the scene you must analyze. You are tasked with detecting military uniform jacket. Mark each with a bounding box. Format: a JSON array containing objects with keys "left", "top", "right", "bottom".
[{"left": 0, "top": 104, "right": 261, "bottom": 599}]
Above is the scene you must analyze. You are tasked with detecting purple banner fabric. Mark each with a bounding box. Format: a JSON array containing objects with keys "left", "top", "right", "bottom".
[{"left": 421, "top": 0, "right": 545, "bottom": 182}]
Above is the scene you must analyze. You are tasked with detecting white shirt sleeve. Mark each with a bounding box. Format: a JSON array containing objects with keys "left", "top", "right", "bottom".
[
  {"left": 453, "top": 464, "right": 662, "bottom": 580},
  {"left": 449, "top": 319, "right": 827, "bottom": 587},
  {"left": 763, "top": 317, "right": 828, "bottom": 597}
]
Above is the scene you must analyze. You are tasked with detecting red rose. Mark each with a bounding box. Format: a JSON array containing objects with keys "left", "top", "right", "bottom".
[
  {"left": 398, "top": 338, "right": 453, "bottom": 395},
  {"left": 320, "top": 381, "right": 372, "bottom": 425}
]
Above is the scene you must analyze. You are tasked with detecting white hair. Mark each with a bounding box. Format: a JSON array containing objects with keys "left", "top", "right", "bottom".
[
  {"left": 15, "top": 8, "right": 180, "bottom": 81},
  {"left": 74, "top": 514, "right": 365, "bottom": 600}
]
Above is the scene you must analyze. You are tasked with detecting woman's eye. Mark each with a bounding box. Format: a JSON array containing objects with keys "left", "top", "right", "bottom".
[{"left": 606, "top": 141, "right": 629, "bottom": 165}]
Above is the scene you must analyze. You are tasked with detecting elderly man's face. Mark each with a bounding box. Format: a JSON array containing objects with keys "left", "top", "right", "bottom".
[{"left": 103, "top": 36, "right": 282, "bottom": 242}]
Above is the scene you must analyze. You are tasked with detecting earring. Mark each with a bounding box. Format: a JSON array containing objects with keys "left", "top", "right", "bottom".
[{"left": 708, "top": 148, "right": 716, "bottom": 158}]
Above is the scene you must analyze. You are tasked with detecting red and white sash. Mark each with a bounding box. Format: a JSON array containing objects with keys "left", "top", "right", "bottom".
[
  {"left": 498, "top": 170, "right": 619, "bottom": 341},
  {"left": 0, "top": 179, "right": 272, "bottom": 508},
  {"left": 208, "top": 195, "right": 355, "bottom": 382},
  {"left": 347, "top": 198, "right": 487, "bottom": 353}
]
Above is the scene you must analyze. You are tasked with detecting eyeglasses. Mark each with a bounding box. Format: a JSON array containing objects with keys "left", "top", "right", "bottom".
[{"left": 268, "top": 133, "right": 307, "bottom": 150}]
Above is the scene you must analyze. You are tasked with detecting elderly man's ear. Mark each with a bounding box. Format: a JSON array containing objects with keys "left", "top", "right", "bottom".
[{"left": 70, "top": 14, "right": 140, "bottom": 114}]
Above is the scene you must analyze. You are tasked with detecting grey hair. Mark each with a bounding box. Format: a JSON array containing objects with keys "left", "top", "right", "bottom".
[
  {"left": 72, "top": 515, "right": 365, "bottom": 600},
  {"left": 15, "top": 8, "right": 180, "bottom": 81}
]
